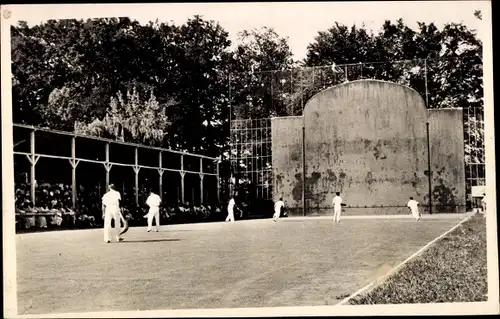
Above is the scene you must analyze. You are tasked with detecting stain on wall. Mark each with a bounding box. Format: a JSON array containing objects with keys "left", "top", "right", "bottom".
[
  {"left": 428, "top": 108, "right": 466, "bottom": 213},
  {"left": 271, "top": 80, "right": 466, "bottom": 215},
  {"left": 271, "top": 116, "right": 304, "bottom": 210},
  {"left": 303, "top": 80, "right": 429, "bottom": 210}
]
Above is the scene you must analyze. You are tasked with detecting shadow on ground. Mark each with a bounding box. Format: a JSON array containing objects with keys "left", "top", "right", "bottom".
[{"left": 120, "top": 239, "right": 181, "bottom": 243}]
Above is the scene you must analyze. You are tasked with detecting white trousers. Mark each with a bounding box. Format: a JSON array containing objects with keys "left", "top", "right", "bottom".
[
  {"left": 273, "top": 209, "right": 281, "bottom": 220},
  {"left": 147, "top": 206, "right": 160, "bottom": 230},
  {"left": 226, "top": 208, "right": 235, "bottom": 222},
  {"left": 411, "top": 209, "right": 421, "bottom": 220},
  {"left": 104, "top": 206, "right": 121, "bottom": 242},
  {"left": 333, "top": 207, "right": 342, "bottom": 222}
]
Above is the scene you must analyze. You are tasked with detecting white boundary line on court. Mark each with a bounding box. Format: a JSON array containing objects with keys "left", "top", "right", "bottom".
[{"left": 336, "top": 213, "right": 475, "bottom": 306}]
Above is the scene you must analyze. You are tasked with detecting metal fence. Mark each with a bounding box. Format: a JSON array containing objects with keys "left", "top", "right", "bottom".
[{"left": 229, "top": 57, "right": 485, "bottom": 206}]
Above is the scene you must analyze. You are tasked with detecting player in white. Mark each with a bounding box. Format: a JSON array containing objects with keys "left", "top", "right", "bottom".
[
  {"left": 144, "top": 188, "right": 162, "bottom": 232},
  {"left": 273, "top": 198, "right": 285, "bottom": 222},
  {"left": 407, "top": 197, "right": 421, "bottom": 221},
  {"left": 332, "top": 192, "right": 343, "bottom": 223},
  {"left": 102, "top": 184, "right": 124, "bottom": 243},
  {"left": 226, "top": 196, "right": 237, "bottom": 223},
  {"left": 481, "top": 193, "right": 486, "bottom": 215}
]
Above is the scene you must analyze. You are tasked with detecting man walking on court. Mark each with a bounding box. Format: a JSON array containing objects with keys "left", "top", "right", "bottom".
[
  {"left": 144, "top": 188, "right": 162, "bottom": 232},
  {"left": 102, "top": 184, "right": 124, "bottom": 243},
  {"left": 273, "top": 197, "right": 285, "bottom": 222},
  {"left": 226, "top": 195, "right": 237, "bottom": 223},
  {"left": 407, "top": 197, "right": 421, "bottom": 221},
  {"left": 332, "top": 192, "right": 343, "bottom": 223}
]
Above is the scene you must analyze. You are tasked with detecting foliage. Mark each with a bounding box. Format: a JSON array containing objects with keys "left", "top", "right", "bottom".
[
  {"left": 74, "top": 87, "right": 171, "bottom": 146},
  {"left": 11, "top": 14, "right": 485, "bottom": 193},
  {"left": 230, "top": 27, "right": 295, "bottom": 119},
  {"left": 349, "top": 214, "right": 487, "bottom": 304}
]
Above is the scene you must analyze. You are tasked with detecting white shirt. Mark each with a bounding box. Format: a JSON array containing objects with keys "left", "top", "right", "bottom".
[
  {"left": 102, "top": 189, "right": 121, "bottom": 207},
  {"left": 407, "top": 200, "right": 419, "bottom": 211},
  {"left": 146, "top": 193, "right": 161, "bottom": 208},
  {"left": 332, "top": 196, "right": 342, "bottom": 208},
  {"left": 228, "top": 198, "right": 235, "bottom": 210},
  {"left": 274, "top": 200, "right": 284, "bottom": 212}
]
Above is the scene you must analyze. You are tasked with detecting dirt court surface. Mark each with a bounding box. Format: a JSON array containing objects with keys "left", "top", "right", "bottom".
[{"left": 16, "top": 214, "right": 468, "bottom": 315}]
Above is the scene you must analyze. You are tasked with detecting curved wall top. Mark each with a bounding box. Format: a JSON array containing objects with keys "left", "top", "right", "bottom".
[{"left": 302, "top": 80, "right": 429, "bottom": 209}]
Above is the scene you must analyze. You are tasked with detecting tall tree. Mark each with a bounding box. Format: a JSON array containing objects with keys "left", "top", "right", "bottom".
[
  {"left": 230, "top": 27, "right": 295, "bottom": 119},
  {"left": 162, "top": 15, "right": 233, "bottom": 156},
  {"left": 305, "top": 22, "right": 375, "bottom": 66}
]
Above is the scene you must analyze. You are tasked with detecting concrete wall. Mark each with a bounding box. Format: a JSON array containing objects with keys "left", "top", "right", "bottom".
[
  {"left": 271, "top": 116, "right": 303, "bottom": 213},
  {"left": 271, "top": 80, "right": 466, "bottom": 215},
  {"left": 302, "top": 80, "right": 429, "bottom": 214},
  {"left": 428, "top": 108, "right": 466, "bottom": 213}
]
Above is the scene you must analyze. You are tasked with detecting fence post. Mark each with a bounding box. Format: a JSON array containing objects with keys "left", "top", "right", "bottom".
[
  {"left": 199, "top": 157, "right": 204, "bottom": 205},
  {"left": 158, "top": 151, "right": 163, "bottom": 200},
  {"left": 70, "top": 136, "right": 79, "bottom": 210},
  {"left": 29, "top": 129, "right": 38, "bottom": 206},
  {"left": 302, "top": 125, "right": 306, "bottom": 216},
  {"left": 216, "top": 161, "right": 220, "bottom": 204},
  {"left": 134, "top": 147, "right": 139, "bottom": 206},
  {"left": 105, "top": 143, "right": 110, "bottom": 190},
  {"left": 426, "top": 122, "right": 433, "bottom": 214},
  {"left": 180, "top": 154, "right": 185, "bottom": 204}
]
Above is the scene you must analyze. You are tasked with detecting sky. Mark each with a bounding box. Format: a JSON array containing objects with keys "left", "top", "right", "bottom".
[{"left": 7, "top": 1, "right": 491, "bottom": 61}]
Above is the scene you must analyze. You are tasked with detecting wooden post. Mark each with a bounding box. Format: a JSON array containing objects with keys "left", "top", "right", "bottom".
[
  {"left": 302, "top": 125, "right": 306, "bottom": 216},
  {"left": 105, "top": 143, "right": 110, "bottom": 190},
  {"left": 134, "top": 147, "right": 139, "bottom": 206},
  {"left": 158, "top": 151, "right": 163, "bottom": 199},
  {"left": 199, "top": 158, "right": 204, "bottom": 205},
  {"left": 29, "top": 129, "right": 37, "bottom": 206},
  {"left": 70, "top": 136, "right": 79, "bottom": 209},
  {"left": 426, "top": 122, "right": 433, "bottom": 214},
  {"left": 180, "top": 154, "right": 185, "bottom": 204},
  {"left": 216, "top": 161, "right": 220, "bottom": 204}
]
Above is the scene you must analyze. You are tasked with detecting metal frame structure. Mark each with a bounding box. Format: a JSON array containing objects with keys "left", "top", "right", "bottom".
[
  {"left": 464, "top": 106, "right": 486, "bottom": 204},
  {"left": 229, "top": 57, "right": 485, "bottom": 209},
  {"left": 229, "top": 118, "right": 272, "bottom": 201},
  {"left": 13, "top": 123, "right": 220, "bottom": 208}
]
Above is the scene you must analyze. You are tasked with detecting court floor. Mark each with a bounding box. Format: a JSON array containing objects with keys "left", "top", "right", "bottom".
[{"left": 15, "top": 213, "right": 469, "bottom": 315}]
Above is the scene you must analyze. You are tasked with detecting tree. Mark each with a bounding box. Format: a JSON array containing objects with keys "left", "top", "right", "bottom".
[
  {"left": 305, "top": 22, "right": 376, "bottom": 66},
  {"left": 75, "top": 87, "right": 172, "bottom": 146},
  {"left": 230, "top": 27, "right": 295, "bottom": 119},
  {"left": 161, "top": 15, "right": 233, "bottom": 156}
]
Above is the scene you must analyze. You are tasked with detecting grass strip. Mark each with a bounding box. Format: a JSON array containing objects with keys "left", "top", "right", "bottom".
[{"left": 349, "top": 214, "right": 488, "bottom": 304}]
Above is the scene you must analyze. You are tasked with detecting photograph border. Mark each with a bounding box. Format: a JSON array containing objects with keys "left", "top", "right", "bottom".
[{"left": 2, "top": 2, "right": 498, "bottom": 318}]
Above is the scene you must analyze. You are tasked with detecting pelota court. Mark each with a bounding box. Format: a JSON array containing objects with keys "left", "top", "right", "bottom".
[{"left": 15, "top": 213, "right": 470, "bottom": 315}]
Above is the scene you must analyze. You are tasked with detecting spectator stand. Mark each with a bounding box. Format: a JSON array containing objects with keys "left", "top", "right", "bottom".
[{"left": 13, "top": 124, "right": 221, "bottom": 232}]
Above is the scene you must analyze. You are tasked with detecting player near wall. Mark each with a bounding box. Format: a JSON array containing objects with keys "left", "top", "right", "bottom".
[
  {"left": 144, "top": 188, "right": 161, "bottom": 232},
  {"left": 273, "top": 198, "right": 285, "bottom": 222},
  {"left": 226, "top": 195, "right": 237, "bottom": 223},
  {"left": 102, "top": 184, "right": 124, "bottom": 243},
  {"left": 407, "top": 197, "right": 421, "bottom": 221},
  {"left": 332, "top": 192, "right": 343, "bottom": 223},
  {"left": 481, "top": 193, "right": 486, "bottom": 215}
]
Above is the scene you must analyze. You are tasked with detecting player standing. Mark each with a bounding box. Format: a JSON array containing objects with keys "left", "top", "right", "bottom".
[
  {"left": 273, "top": 198, "right": 285, "bottom": 222},
  {"left": 102, "top": 184, "right": 124, "bottom": 243},
  {"left": 481, "top": 193, "right": 486, "bottom": 215},
  {"left": 407, "top": 197, "right": 421, "bottom": 221},
  {"left": 226, "top": 196, "right": 237, "bottom": 223},
  {"left": 332, "top": 192, "right": 343, "bottom": 223},
  {"left": 144, "top": 188, "right": 161, "bottom": 232}
]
